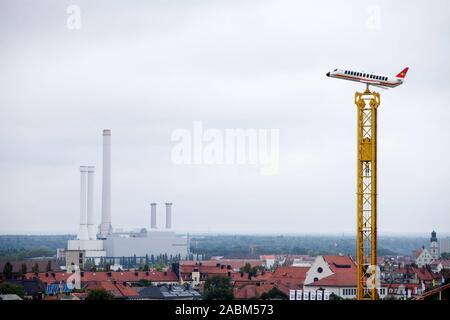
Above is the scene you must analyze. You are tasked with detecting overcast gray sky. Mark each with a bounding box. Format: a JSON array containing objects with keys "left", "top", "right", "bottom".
[{"left": 0, "top": 0, "right": 449, "bottom": 235}]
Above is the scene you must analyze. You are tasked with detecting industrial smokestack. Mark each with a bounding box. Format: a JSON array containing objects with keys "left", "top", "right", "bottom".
[
  {"left": 87, "top": 166, "right": 95, "bottom": 240},
  {"left": 165, "top": 203, "right": 172, "bottom": 229},
  {"left": 78, "top": 166, "right": 89, "bottom": 240},
  {"left": 151, "top": 203, "right": 157, "bottom": 229},
  {"left": 100, "top": 129, "right": 112, "bottom": 238}
]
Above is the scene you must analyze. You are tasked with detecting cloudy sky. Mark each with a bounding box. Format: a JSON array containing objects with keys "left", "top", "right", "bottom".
[{"left": 0, "top": 0, "right": 449, "bottom": 235}]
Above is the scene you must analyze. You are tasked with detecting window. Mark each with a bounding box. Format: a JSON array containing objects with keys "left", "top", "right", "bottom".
[
  {"left": 314, "top": 277, "right": 319, "bottom": 282},
  {"left": 317, "top": 267, "right": 323, "bottom": 273}
]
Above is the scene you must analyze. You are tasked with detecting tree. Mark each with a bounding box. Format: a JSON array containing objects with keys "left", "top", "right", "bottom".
[
  {"left": 3, "top": 261, "right": 13, "bottom": 279},
  {"left": 143, "top": 264, "right": 150, "bottom": 272},
  {"left": 46, "top": 260, "right": 52, "bottom": 272},
  {"left": 329, "top": 293, "right": 343, "bottom": 300},
  {"left": 86, "top": 289, "right": 115, "bottom": 300},
  {"left": 260, "top": 287, "right": 288, "bottom": 300},
  {"left": 203, "top": 276, "right": 234, "bottom": 300},
  {"left": 138, "top": 279, "right": 152, "bottom": 287},
  {"left": 31, "top": 262, "right": 39, "bottom": 273},
  {"left": 0, "top": 283, "right": 25, "bottom": 297},
  {"left": 20, "top": 263, "right": 27, "bottom": 275},
  {"left": 83, "top": 259, "right": 95, "bottom": 272},
  {"left": 18, "top": 263, "right": 27, "bottom": 277},
  {"left": 240, "top": 263, "right": 252, "bottom": 274}
]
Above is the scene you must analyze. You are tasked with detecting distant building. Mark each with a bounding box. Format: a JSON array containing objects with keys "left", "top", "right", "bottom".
[
  {"left": 304, "top": 255, "right": 388, "bottom": 299},
  {"left": 439, "top": 237, "right": 450, "bottom": 255},
  {"left": 103, "top": 229, "right": 188, "bottom": 259},
  {"left": 0, "top": 259, "right": 59, "bottom": 274},
  {"left": 26, "top": 270, "right": 179, "bottom": 287},
  {"left": 179, "top": 259, "right": 264, "bottom": 288},
  {"left": 430, "top": 259, "right": 450, "bottom": 273},
  {"left": 414, "top": 247, "right": 434, "bottom": 267},
  {"left": 64, "top": 250, "right": 86, "bottom": 270},
  {"left": 260, "top": 255, "right": 276, "bottom": 269}
]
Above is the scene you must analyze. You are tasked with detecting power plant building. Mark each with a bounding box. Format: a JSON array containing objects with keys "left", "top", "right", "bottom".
[{"left": 64, "top": 129, "right": 188, "bottom": 265}]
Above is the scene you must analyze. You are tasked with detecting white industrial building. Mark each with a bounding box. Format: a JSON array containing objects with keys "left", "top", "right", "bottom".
[{"left": 63, "top": 129, "right": 188, "bottom": 266}]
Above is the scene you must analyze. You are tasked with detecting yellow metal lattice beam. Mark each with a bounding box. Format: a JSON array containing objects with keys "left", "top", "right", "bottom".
[{"left": 355, "top": 89, "right": 379, "bottom": 300}]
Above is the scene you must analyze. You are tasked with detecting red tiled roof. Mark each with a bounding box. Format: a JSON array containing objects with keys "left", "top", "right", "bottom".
[
  {"left": 260, "top": 255, "right": 276, "bottom": 260},
  {"left": 269, "top": 266, "right": 309, "bottom": 290},
  {"left": 323, "top": 255, "right": 357, "bottom": 273},
  {"left": 307, "top": 270, "right": 356, "bottom": 287},
  {"left": 232, "top": 272, "right": 272, "bottom": 284},
  {"left": 25, "top": 270, "right": 178, "bottom": 284},
  {"left": 432, "top": 259, "right": 450, "bottom": 267},
  {"left": 271, "top": 266, "right": 308, "bottom": 281},
  {"left": 85, "top": 281, "right": 139, "bottom": 298},
  {"left": 0, "top": 260, "right": 60, "bottom": 273},
  {"left": 306, "top": 256, "right": 357, "bottom": 288},
  {"left": 413, "top": 249, "right": 423, "bottom": 258},
  {"left": 234, "top": 284, "right": 276, "bottom": 299},
  {"left": 180, "top": 259, "right": 263, "bottom": 271},
  {"left": 180, "top": 265, "right": 231, "bottom": 274},
  {"left": 410, "top": 267, "right": 435, "bottom": 282}
]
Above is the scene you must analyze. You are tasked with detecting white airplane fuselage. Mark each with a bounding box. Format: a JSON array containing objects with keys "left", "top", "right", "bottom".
[{"left": 326, "top": 68, "right": 406, "bottom": 89}]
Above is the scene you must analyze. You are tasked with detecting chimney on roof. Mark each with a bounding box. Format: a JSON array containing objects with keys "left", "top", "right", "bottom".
[{"left": 150, "top": 203, "right": 157, "bottom": 229}]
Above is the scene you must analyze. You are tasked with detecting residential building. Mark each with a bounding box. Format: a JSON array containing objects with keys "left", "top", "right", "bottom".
[
  {"left": 414, "top": 247, "right": 435, "bottom": 267},
  {"left": 304, "top": 255, "right": 387, "bottom": 299}
]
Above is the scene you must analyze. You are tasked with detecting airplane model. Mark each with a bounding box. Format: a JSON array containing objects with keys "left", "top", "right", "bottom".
[{"left": 326, "top": 67, "right": 409, "bottom": 89}]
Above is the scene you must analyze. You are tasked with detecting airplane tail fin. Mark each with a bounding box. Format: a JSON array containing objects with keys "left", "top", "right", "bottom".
[{"left": 396, "top": 67, "right": 409, "bottom": 79}]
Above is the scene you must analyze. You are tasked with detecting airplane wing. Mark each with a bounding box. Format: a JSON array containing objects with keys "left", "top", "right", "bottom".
[{"left": 371, "top": 84, "right": 389, "bottom": 90}]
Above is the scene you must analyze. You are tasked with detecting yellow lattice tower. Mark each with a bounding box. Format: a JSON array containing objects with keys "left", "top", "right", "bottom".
[{"left": 355, "top": 88, "right": 380, "bottom": 300}]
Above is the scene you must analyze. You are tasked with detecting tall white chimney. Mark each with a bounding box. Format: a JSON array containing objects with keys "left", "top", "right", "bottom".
[
  {"left": 87, "top": 166, "right": 96, "bottom": 240},
  {"left": 77, "top": 166, "right": 89, "bottom": 240},
  {"left": 100, "top": 129, "right": 112, "bottom": 238},
  {"left": 151, "top": 203, "right": 157, "bottom": 229},
  {"left": 165, "top": 202, "right": 172, "bottom": 229}
]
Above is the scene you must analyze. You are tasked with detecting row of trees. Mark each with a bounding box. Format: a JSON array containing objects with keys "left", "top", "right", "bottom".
[
  {"left": 2, "top": 260, "right": 53, "bottom": 279},
  {"left": 88, "top": 254, "right": 183, "bottom": 271}
]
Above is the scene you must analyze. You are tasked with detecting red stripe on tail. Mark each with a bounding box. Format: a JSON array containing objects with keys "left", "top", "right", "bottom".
[{"left": 396, "top": 67, "right": 409, "bottom": 78}]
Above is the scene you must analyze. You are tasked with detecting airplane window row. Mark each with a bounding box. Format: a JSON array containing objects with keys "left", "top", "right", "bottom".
[{"left": 344, "top": 70, "right": 387, "bottom": 81}]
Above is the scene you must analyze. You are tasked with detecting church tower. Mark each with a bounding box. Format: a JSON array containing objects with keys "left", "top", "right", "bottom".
[{"left": 430, "top": 230, "right": 439, "bottom": 260}]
